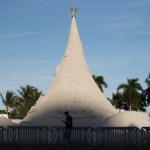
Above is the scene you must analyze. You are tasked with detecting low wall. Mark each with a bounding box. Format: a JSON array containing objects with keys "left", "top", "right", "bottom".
[{"left": 0, "top": 114, "right": 8, "bottom": 118}]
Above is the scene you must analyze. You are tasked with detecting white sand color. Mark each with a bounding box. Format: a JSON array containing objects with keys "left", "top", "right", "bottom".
[
  {"left": 20, "top": 14, "right": 118, "bottom": 127},
  {"left": 100, "top": 111, "right": 150, "bottom": 129},
  {"left": 0, "top": 117, "right": 18, "bottom": 127}
]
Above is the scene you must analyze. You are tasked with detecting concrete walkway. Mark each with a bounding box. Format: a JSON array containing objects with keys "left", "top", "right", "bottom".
[{"left": 0, "top": 145, "right": 149, "bottom": 150}]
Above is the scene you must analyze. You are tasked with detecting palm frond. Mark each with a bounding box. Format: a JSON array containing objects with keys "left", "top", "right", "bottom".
[{"left": 0, "top": 93, "right": 6, "bottom": 105}]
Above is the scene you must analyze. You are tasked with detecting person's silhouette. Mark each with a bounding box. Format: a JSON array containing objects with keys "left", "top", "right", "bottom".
[{"left": 62, "top": 111, "right": 73, "bottom": 144}]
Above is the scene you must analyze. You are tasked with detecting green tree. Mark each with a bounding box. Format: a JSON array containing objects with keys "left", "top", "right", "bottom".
[
  {"left": 0, "top": 109, "right": 6, "bottom": 114},
  {"left": 142, "top": 73, "right": 150, "bottom": 107},
  {"left": 110, "top": 92, "right": 125, "bottom": 110},
  {"left": 117, "top": 78, "right": 143, "bottom": 111},
  {"left": 0, "top": 90, "right": 15, "bottom": 114},
  {"left": 92, "top": 75, "right": 108, "bottom": 92},
  {"left": 11, "top": 85, "right": 42, "bottom": 119}
]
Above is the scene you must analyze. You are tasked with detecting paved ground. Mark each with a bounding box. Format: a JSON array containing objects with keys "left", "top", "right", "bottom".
[{"left": 0, "top": 145, "right": 149, "bottom": 150}]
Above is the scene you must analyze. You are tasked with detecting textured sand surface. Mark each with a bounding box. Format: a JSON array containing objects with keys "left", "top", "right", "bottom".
[
  {"left": 0, "top": 117, "right": 18, "bottom": 127},
  {"left": 100, "top": 111, "right": 150, "bottom": 128},
  {"left": 21, "top": 15, "right": 118, "bottom": 127}
]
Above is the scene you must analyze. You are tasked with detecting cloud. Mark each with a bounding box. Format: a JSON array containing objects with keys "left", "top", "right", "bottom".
[{"left": 0, "top": 29, "right": 55, "bottom": 38}]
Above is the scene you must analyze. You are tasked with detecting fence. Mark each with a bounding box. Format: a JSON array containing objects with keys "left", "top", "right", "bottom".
[{"left": 0, "top": 126, "right": 150, "bottom": 146}]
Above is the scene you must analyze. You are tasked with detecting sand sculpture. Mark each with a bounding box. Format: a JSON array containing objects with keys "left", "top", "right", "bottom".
[{"left": 20, "top": 7, "right": 118, "bottom": 127}]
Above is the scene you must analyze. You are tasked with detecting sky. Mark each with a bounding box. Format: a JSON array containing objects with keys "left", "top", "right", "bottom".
[{"left": 0, "top": 0, "right": 150, "bottom": 112}]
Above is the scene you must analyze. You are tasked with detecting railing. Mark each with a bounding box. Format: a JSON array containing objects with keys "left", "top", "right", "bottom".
[{"left": 0, "top": 126, "right": 150, "bottom": 146}]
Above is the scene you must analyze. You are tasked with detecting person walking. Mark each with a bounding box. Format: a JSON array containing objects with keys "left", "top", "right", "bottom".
[{"left": 62, "top": 111, "right": 73, "bottom": 144}]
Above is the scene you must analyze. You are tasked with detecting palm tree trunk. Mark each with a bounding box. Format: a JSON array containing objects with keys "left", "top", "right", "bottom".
[{"left": 5, "top": 105, "right": 8, "bottom": 114}]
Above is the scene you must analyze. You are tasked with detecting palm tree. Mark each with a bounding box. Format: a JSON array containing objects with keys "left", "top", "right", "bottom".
[
  {"left": 111, "top": 92, "right": 125, "bottom": 110},
  {"left": 0, "top": 90, "right": 15, "bottom": 114},
  {"left": 142, "top": 73, "right": 150, "bottom": 106},
  {"left": 16, "top": 85, "right": 35, "bottom": 101},
  {"left": 117, "top": 78, "right": 143, "bottom": 111},
  {"left": 13, "top": 85, "right": 42, "bottom": 119},
  {"left": 92, "top": 75, "right": 108, "bottom": 92}
]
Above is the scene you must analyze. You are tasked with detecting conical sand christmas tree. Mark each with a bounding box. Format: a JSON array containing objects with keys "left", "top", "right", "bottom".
[{"left": 21, "top": 7, "right": 118, "bottom": 127}]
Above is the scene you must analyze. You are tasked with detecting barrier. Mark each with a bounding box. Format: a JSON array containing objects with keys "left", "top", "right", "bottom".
[{"left": 0, "top": 126, "right": 150, "bottom": 146}]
